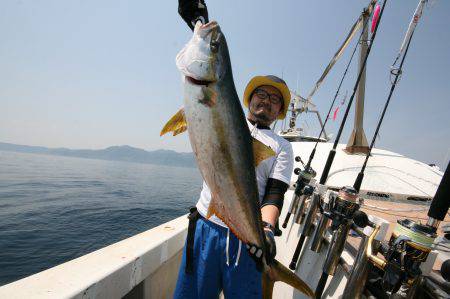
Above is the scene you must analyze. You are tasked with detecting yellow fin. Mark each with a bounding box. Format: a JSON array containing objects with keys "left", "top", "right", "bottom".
[
  {"left": 160, "top": 108, "right": 187, "bottom": 136},
  {"left": 206, "top": 192, "right": 219, "bottom": 219},
  {"left": 252, "top": 138, "right": 276, "bottom": 167},
  {"left": 207, "top": 193, "right": 248, "bottom": 242}
]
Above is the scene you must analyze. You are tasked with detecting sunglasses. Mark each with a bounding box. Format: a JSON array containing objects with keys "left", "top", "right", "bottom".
[{"left": 254, "top": 89, "right": 283, "bottom": 105}]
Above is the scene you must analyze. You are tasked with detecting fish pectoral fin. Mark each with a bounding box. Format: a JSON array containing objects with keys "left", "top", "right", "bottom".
[
  {"left": 263, "top": 260, "right": 315, "bottom": 299},
  {"left": 206, "top": 193, "right": 226, "bottom": 219},
  {"left": 206, "top": 194, "right": 249, "bottom": 243},
  {"left": 252, "top": 138, "right": 276, "bottom": 167},
  {"left": 206, "top": 193, "right": 218, "bottom": 219},
  {"left": 160, "top": 108, "right": 187, "bottom": 136}
]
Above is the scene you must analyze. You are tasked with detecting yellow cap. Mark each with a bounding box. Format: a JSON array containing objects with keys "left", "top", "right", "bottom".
[{"left": 243, "top": 75, "right": 291, "bottom": 120}]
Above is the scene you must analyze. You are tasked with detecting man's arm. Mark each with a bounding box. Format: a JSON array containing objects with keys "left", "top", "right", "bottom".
[
  {"left": 261, "top": 205, "right": 279, "bottom": 228},
  {"left": 248, "top": 180, "right": 289, "bottom": 267},
  {"left": 248, "top": 141, "right": 294, "bottom": 265},
  {"left": 260, "top": 178, "right": 290, "bottom": 227},
  {"left": 178, "top": 0, "right": 209, "bottom": 31}
]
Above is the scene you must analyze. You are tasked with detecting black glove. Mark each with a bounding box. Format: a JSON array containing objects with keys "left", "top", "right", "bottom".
[
  {"left": 246, "top": 229, "right": 277, "bottom": 271},
  {"left": 263, "top": 229, "right": 277, "bottom": 264},
  {"left": 178, "top": 0, "right": 209, "bottom": 31}
]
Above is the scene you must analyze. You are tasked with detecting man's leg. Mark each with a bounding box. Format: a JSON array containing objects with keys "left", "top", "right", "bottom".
[
  {"left": 174, "top": 217, "right": 222, "bottom": 299},
  {"left": 222, "top": 233, "right": 262, "bottom": 299}
]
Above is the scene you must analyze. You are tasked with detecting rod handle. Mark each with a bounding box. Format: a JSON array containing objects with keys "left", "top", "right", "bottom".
[
  {"left": 319, "top": 149, "right": 336, "bottom": 185},
  {"left": 282, "top": 212, "right": 292, "bottom": 228},
  {"left": 289, "top": 234, "right": 306, "bottom": 270},
  {"left": 353, "top": 172, "right": 364, "bottom": 192},
  {"left": 428, "top": 161, "right": 450, "bottom": 221},
  {"left": 315, "top": 272, "right": 328, "bottom": 299}
]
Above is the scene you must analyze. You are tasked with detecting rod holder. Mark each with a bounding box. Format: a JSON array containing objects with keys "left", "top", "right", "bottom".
[
  {"left": 283, "top": 193, "right": 301, "bottom": 228},
  {"left": 343, "top": 222, "right": 381, "bottom": 299},
  {"left": 294, "top": 185, "right": 315, "bottom": 225},
  {"left": 323, "top": 222, "right": 353, "bottom": 276},
  {"left": 282, "top": 168, "right": 316, "bottom": 228},
  {"left": 293, "top": 195, "right": 308, "bottom": 224},
  {"left": 310, "top": 213, "right": 330, "bottom": 253},
  {"left": 289, "top": 192, "right": 320, "bottom": 270}
]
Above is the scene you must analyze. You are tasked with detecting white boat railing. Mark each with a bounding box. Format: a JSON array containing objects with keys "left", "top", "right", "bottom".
[{"left": 0, "top": 215, "right": 188, "bottom": 299}]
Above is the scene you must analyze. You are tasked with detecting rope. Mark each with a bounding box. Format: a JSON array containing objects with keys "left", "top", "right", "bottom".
[
  {"left": 226, "top": 228, "right": 230, "bottom": 266},
  {"left": 361, "top": 206, "right": 450, "bottom": 223},
  {"left": 305, "top": 10, "right": 372, "bottom": 169},
  {"left": 235, "top": 240, "right": 242, "bottom": 266},
  {"left": 326, "top": 163, "right": 439, "bottom": 198},
  {"left": 434, "top": 243, "right": 450, "bottom": 251},
  {"left": 362, "top": 203, "right": 428, "bottom": 212}
]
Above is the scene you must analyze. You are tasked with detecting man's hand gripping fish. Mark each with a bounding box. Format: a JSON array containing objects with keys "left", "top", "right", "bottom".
[{"left": 161, "top": 21, "right": 314, "bottom": 299}]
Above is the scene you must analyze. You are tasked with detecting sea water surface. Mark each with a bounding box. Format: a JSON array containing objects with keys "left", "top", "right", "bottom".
[{"left": 0, "top": 150, "right": 202, "bottom": 286}]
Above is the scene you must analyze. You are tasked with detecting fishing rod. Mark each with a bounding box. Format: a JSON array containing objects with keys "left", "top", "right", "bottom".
[
  {"left": 313, "top": 0, "right": 390, "bottom": 297},
  {"left": 317, "top": 0, "right": 384, "bottom": 187},
  {"left": 288, "top": 0, "right": 385, "bottom": 272},
  {"left": 353, "top": 0, "right": 427, "bottom": 192},
  {"left": 340, "top": 3, "right": 442, "bottom": 298},
  {"left": 353, "top": 25, "right": 415, "bottom": 192},
  {"left": 281, "top": 0, "right": 375, "bottom": 230},
  {"left": 315, "top": 1, "right": 434, "bottom": 297}
]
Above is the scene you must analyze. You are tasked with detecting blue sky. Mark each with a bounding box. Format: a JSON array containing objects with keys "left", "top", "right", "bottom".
[{"left": 1, "top": 0, "right": 449, "bottom": 168}]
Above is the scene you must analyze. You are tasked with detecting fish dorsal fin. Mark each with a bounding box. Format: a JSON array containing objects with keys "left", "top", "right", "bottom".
[
  {"left": 252, "top": 138, "right": 276, "bottom": 167},
  {"left": 160, "top": 108, "right": 187, "bottom": 136}
]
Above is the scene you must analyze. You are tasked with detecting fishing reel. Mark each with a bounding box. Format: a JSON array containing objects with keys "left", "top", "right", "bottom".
[
  {"left": 319, "top": 186, "right": 363, "bottom": 266},
  {"left": 292, "top": 162, "right": 316, "bottom": 195},
  {"left": 282, "top": 165, "right": 316, "bottom": 228},
  {"left": 314, "top": 187, "right": 369, "bottom": 298},
  {"left": 293, "top": 184, "right": 315, "bottom": 225},
  {"left": 325, "top": 186, "right": 361, "bottom": 229},
  {"left": 309, "top": 186, "right": 362, "bottom": 253},
  {"left": 376, "top": 219, "right": 436, "bottom": 295}
]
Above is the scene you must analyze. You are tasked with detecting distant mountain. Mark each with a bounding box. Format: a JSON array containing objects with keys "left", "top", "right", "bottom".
[{"left": 0, "top": 142, "right": 196, "bottom": 168}]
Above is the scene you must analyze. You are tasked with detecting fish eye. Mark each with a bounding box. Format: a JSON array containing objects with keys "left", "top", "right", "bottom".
[
  {"left": 210, "top": 41, "right": 219, "bottom": 53},
  {"left": 210, "top": 32, "right": 222, "bottom": 53}
]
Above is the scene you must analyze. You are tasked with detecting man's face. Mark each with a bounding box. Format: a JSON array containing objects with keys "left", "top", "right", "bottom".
[{"left": 248, "top": 85, "right": 283, "bottom": 126}]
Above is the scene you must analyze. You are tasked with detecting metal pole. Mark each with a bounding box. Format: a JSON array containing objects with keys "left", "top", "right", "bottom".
[
  {"left": 342, "top": 233, "right": 371, "bottom": 299},
  {"left": 346, "top": 9, "right": 370, "bottom": 154}
]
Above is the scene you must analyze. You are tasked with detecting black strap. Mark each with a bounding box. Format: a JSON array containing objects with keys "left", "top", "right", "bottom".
[{"left": 185, "top": 206, "right": 200, "bottom": 274}]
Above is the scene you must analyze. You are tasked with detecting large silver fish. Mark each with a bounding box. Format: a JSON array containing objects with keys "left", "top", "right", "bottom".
[{"left": 161, "top": 21, "right": 314, "bottom": 299}]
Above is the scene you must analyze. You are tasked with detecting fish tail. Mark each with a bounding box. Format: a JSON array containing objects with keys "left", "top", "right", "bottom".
[{"left": 263, "top": 260, "right": 315, "bottom": 299}]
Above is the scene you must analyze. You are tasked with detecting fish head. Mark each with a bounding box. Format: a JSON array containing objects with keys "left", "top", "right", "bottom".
[{"left": 176, "top": 21, "right": 226, "bottom": 85}]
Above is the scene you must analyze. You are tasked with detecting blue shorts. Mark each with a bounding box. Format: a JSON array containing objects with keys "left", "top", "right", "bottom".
[{"left": 174, "top": 217, "right": 262, "bottom": 299}]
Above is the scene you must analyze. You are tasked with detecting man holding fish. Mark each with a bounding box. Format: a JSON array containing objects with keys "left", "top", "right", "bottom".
[{"left": 160, "top": 1, "right": 313, "bottom": 298}]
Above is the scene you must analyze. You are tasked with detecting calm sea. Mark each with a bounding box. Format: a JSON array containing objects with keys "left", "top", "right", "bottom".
[{"left": 0, "top": 150, "right": 202, "bottom": 286}]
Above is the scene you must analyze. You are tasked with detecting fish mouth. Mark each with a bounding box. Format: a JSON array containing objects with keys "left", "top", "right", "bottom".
[{"left": 186, "top": 76, "right": 215, "bottom": 86}]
